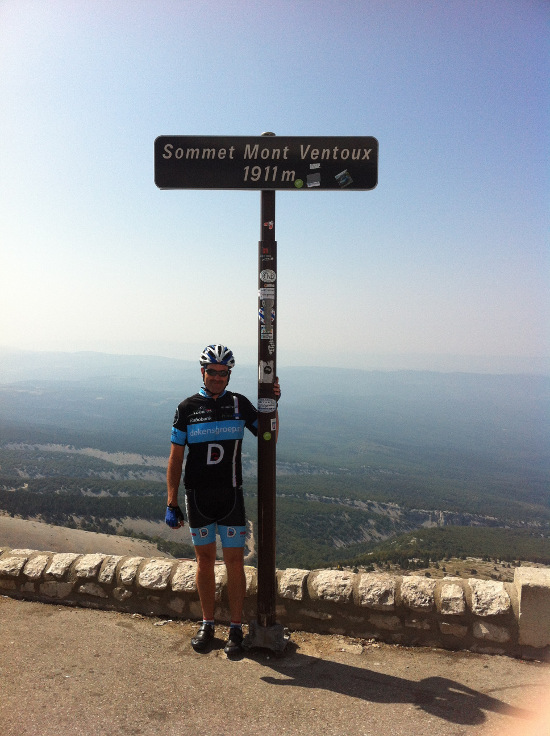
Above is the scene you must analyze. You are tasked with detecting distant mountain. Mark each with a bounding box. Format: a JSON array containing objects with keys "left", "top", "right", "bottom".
[
  {"left": 0, "top": 348, "right": 199, "bottom": 388},
  {"left": 1, "top": 347, "right": 548, "bottom": 468},
  {"left": 1, "top": 349, "right": 548, "bottom": 568}
]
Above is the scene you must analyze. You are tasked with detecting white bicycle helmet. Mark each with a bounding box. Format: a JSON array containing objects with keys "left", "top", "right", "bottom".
[{"left": 199, "top": 344, "right": 236, "bottom": 369}]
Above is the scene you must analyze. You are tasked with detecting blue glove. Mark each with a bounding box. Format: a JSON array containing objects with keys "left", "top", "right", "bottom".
[{"left": 165, "top": 504, "right": 185, "bottom": 528}]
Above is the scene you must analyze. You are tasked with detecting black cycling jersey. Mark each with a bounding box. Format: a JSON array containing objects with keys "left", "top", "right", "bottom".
[{"left": 171, "top": 387, "right": 258, "bottom": 491}]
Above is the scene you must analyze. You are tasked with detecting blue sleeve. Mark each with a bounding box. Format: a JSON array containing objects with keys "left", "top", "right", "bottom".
[
  {"left": 171, "top": 427, "right": 187, "bottom": 445},
  {"left": 171, "top": 404, "right": 187, "bottom": 445}
]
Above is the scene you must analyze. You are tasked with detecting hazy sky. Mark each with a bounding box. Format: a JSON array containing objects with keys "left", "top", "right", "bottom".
[{"left": 1, "top": 0, "right": 548, "bottom": 372}]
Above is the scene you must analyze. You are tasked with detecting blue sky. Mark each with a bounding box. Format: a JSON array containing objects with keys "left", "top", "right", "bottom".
[{"left": 1, "top": 0, "right": 548, "bottom": 372}]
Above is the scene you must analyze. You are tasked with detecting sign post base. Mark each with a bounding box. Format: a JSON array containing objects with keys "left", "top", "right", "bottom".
[{"left": 243, "top": 620, "right": 290, "bottom": 653}]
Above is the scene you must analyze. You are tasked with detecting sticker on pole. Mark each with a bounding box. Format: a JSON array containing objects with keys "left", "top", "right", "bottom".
[
  {"left": 260, "top": 269, "right": 276, "bottom": 283},
  {"left": 259, "top": 360, "right": 274, "bottom": 383},
  {"left": 258, "top": 397, "right": 277, "bottom": 413}
]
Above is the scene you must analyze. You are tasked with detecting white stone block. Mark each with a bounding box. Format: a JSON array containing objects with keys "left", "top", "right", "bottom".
[
  {"left": 40, "top": 581, "right": 74, "bottom": 598},
  {"left": 214, "top": 564, "right": 226, "bottom": 601},
  {"left": 138, "top": 559, "right": 174, "bottom": 590},
  {"left": 469, "top": 579, "right": 511, "bottom": 616},
  {"left": 515, "top": 567, "right": 550, "bottom": 647},
  {"left": 440, "top": 582, "right": 466, "bottom": 615},
  {"left": 357, "top": 573, "right": 395, "bottom": 610},
  {"left": 308, "top": 570, "right": 355, "bottom": 603},
  {"left": 171, "top": 560, "right": 197, "bottom": 592},
  {"left": 119, "top": 557, "right": 144, "bottom": 585},
  {"left": 46, "top": 554, "right": 80, "bottom": 579},
  {"left": 75, "top": 554, "right": 107, "bottom": 579},
  {"left": 0, "top": 555, "right": 28, "bottom": 577},
  {"left": 278, "top": 568, "right": 308, "bottom": 600},
  {"left": 401, "top": 576, "right": 436, "bottom": 611},
  {"left": 98, "top": 556, "right": 123, "bottom": 584},
  {"left": 244, "top": 565, "right": 258, "bottom": 596},
  {"left": 23, "top": 555, "right": 50, "bottom": 580}
]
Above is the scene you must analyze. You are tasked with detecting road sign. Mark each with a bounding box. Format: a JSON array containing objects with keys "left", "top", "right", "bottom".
[
  {"left": 155, "top": 130, "right": 378, "bottom": 650},
  {"left": 154, "top": 135, "right": 378, "bottom": 191}
]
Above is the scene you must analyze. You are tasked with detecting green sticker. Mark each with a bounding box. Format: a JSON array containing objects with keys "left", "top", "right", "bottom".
[
  {"left": 263, "top": 432, "right": 272, "bottom": 441},
  {"left": 294, "top": 179, "right": 304, "bottom": 189}
]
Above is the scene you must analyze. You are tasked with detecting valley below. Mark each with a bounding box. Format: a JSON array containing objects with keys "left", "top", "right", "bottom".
[{"left": 1, "top": 351, "right": 548, "bottom": 575}]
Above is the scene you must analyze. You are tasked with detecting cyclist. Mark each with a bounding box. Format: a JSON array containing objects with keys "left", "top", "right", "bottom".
[{"left": 165, "top": 344, "right": 279, "bottom": 656}]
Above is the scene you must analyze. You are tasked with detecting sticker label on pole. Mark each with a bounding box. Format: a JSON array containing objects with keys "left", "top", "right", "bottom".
[
  {"left": 258, "top": 398, "right": 277, "bottom": 413},
  {"left": 259, "top": 360, "right": 274, "bottom": 383},
  {"left": 260, "top": 269, "right": 276, "bottom": 283}
]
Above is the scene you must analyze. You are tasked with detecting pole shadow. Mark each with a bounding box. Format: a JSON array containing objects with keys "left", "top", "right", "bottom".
[{"left": 250, "top": 642, "right": 534, "bottom": 727}]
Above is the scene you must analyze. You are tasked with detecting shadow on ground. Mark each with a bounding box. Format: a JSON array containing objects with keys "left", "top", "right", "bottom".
[{"left": 239, "top": 641, "right": 534, "bottom": 728}]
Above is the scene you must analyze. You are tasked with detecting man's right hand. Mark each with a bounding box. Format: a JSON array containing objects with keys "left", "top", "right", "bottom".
[{"left": 165, "top": 504, "right": 185, "bottom": 529}]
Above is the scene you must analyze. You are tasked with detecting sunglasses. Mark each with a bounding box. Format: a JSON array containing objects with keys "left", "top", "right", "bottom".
[{"left": 204, "top": 368, "right": 230, "bottom": 377}]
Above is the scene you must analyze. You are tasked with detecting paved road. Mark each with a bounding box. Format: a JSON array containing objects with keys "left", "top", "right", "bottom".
[{"left": 1, "top": 596, "right": 548, "bottom": 736}]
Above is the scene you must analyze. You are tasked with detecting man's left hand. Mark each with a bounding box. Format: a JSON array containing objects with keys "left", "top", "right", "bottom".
[{"left": 165, "top": 505, "right": 185, "bottom": 529}]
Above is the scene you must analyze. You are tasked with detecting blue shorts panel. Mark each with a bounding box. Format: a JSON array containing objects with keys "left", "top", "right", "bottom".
[
  {"left": 189, "top": 523, "right": 247, "bottom": 548},
  {"left": 219, "top": 524, "right": 247, "bottom": 548},
  {"left": 190, "top": 523, "right": 217, "bottom": 546}
]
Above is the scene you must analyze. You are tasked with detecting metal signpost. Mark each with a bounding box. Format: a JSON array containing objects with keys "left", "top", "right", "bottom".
[{"left": 155, "top": 133, "right": 378, "bottom": 651}]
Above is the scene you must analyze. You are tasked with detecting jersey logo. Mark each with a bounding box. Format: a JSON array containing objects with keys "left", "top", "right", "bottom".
[{"left": 206, "top": 443, "right": 224, "bottom": 465}]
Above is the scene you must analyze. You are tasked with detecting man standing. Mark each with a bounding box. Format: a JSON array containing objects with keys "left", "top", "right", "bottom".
[{"left": 165, "top": 344, "right": 279, "bottom": 656}]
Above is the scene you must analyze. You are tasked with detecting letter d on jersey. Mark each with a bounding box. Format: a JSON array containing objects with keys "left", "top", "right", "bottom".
[{"left": 206, "top": 443, "right": 224, "bottom": 465}]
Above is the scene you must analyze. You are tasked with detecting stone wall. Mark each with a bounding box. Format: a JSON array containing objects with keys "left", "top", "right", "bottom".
[{"left": 1, "top": 546, "right": 548, "bottom": 660}]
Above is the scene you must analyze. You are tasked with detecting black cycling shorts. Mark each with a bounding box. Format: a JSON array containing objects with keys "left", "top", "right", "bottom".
[{"left": 184, "top": 486, "right": 246, "bottom": 529}]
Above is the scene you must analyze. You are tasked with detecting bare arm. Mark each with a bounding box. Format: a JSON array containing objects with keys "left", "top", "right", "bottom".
[{"left": 166, "top": 443, "right": 185, "bottom": 509}]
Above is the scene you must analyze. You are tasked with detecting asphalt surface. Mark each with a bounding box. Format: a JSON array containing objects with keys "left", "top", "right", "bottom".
[{"left": 1, "top": 596, "right": 549, "bottom": 736}]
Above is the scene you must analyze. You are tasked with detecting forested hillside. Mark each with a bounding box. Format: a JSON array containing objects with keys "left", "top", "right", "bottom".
[{"left": 0, "top": 350, "right": 548, "bottom": 571}]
